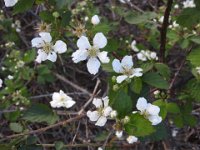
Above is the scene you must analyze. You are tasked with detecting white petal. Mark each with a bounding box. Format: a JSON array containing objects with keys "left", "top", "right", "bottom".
[
  {"left": 95, "top": 116, "right": 107, "bottom": 126},
  {"left": 103, "top": 106, "right": 112, "bottom": 117},
  {"left": 131, "top": 68, "right": 143, "bottom": 77},
  {"left": 116, "top": 75, "right": 128, "bottom": 83},
  {"left": 121, "top": 56, "right": 133, "bottom": 69},
  {"left": 4, "top": 0, "right": 18, "bottom": 7},
  {"left": 54, "top": 40, "right": 67, "bottom": 54},
  {"left": 63, "top": 100, "right": 76, "bottom": 108},
  {"left": 87, "top": 111, "right": 100, "bottom": 122},
  {"left": 52, "top": 92, "right": 61, "bottom": 101},
  {"left": 148, "top": 115, "right": 162, "bottom": 125},
  {"left": 31, "top": 37, "right": 44, "bottom": 48},
  {"left": 115, "top": 131, "right": 123, "bottom": 138},
  {"left": 87, "top": 58, "right": 101, "bottom": 75},
  {"left": 0, "top": 79, "right": 3, "bottom": 88},
  {"left": 77, "top": 36, "right": 91, "bottom": 50},
  {"left": 136, "top": 97, "right": 148, "bottom": 112},
  {"left": 102, "top": 96, "right": 109, "bottom": 107},
  {"left": 91, "top": 15, "right": 100, "bottom": 25},
  {"left": 126, "top": 136, "right": 138, "bottom": 144},
  {"left": 47, "top": 52, "right": 57, "bottom": 62},
  {"left": 112, "top": 59, "right": 123, "bottom": 73},
  {"left": 98, "top": 51, "right": 110, "bottom": 63},
  {"left": 146, "top": 104, "right": 160, "bottom": 116},
  {"left": 39, "top": 32, "right": 52, "bottom": 43},
  {"left": 36, "top": 50, "right": 48, "bottom": 63},
  {"left": 93, "top": 98, "right": 103, "bottom": 108},
  {"left": 93, "top": 32, "right": 107, "bottom": 49},
  {"left": 72, "top": 49, "right": 88, "bottom": 63}
]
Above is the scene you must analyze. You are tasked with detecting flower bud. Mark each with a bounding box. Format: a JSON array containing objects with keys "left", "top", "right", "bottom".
[
  {"left": 91, "top": 15, "right": 100, "bottom": 25},
  {"left": 115, "top": 130, "right": 123, "bottom": 138}
]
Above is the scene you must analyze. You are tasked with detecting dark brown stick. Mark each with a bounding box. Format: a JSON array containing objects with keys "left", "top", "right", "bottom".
[{"left": 159, "top": 0, "right": 173, "bottom": 62}]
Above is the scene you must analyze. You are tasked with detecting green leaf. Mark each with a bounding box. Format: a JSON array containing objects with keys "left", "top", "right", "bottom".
[
  {"left": 55, "top": 141, "right": 65, "bottom": 150},
  {"left": 142, "top": 72, "right": 169, "bottom": 89},
  {"left": 91, "top": 23, "right": 111, "bottom": 35},
  {"left": 177, "top": 8, "right": 200, "bottom": 28},
  {"left": 131, "top": 78, "right": 142, "bottom": 94},
  {"left": 154, "top": 63, "right": 170, "bottom": 80},
  {"left": 153, "top": 100, "right": 167, "bottom": 119},
  {"left": 125, "top": 11, "right": 157, "bottom": 24},
  {"left": 14, "top": 0, "right": 35, "bottom": 14},
  {"left": 124, "top": 113, "right": 155, "bottom": 137},
  {"left": 0, "top": 144, "right": 13, "bottom": 150},
  {"left": 39, "top": 11, "right": 54, "bottom": 23},
  {"left": 109, "top": 90, "right": 132, "bottom": 118},
  {"left": 142, "top": 124, "right": 168, "bottom": 141},
  {"left": 166, "top": 103, "right": 180, "bottom": 114},
  {"left": 23, "top": 49, "right": 36, "bottom": 63},
  {"left": 23, "top": 103, "right": 59, "bottom": 124},
  {"left": 190, "top": 36, "right": 200, "bottom": 44},
  {"left": 9, "top": 122, "right": 23, "bottom": 133},
  {"left": 188, "top": 47, "right": 200, "bottom": 66}
]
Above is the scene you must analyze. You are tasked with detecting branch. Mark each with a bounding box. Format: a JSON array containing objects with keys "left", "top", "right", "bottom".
[
  {"left": 0, "top": 114, "right": 85, "bottom": 142},
  {"left": 54, "top": 73, "right": 92, "bottom": 97},
  {"left": 159, "top": 0, "right": 173, "bottom": 62}
]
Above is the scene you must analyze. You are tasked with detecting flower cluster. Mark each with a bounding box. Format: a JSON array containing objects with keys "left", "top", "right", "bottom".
[
  {"left": 183, "top": 0, "right": 196, "bottom": 8},
  {"left": 137, "top": 50, "right": 158, "bottom": 61},
  {"left": 31, "top": 32, "right": 67, "bottom": 63}
]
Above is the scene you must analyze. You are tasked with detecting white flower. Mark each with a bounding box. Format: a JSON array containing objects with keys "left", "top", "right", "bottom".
[
  {"left": 8, "top": 75, "right": 13, "bottom": 80},
  {"left": 136, "top": 97, "right": 162, "bottom": 125},
  {"left": 174, "top": 4, "right": 179, "bottom": 9},
  {"left": 110, "top": 110, "right": 117, "bottom": 118},
  {"left": 112, "top": 55, "right": 143, "bottom": 83},
  {"left": 126, "top": 135, "right": 138, "bottom": 144},
  {"left": 153, "top": 90, "right": 160, "bottom": 95},
  {"left": 115, "top": 130, "right": 123, "bottom": 138},
  {"left": 72, "top": 33, "right": 110, "bottom": 75},
  {"left": 119, "top": 0, "right": 130, "bottom": 3},
  {"left": 137, "top": 50, "right": 158, "bottom": 61},
  {"left": 4, "top": 0, "right": 18, "bottom": 7},
  {"left": 122, "top": 116, "right": 130, "bottom": 124},
  {"left": 196, "top": 67, "right": 200, "bottom": 74},
  {"left": 158, "top": 16, "right": 164, "bottom": 23},
  {"left": 183, "top": 0, "right": 196, "bottom": 8},
  {"left": 98, "top": 147, "right": 103, "bottom": 150},
  {"left": 87, "top": 96, "right": 112, "bottom": 127},
  {"left": 131, "top": 40, "right": 139, "bottom": 52},
  {"left": 0, "top": 79, "right": 3, "bottom": 88},
  {"left": 91, "top": 15, "right": 100, "bottom": 25},
  {"left": 50, "top": 90, "right": 76, "bottom": 108},
  {"left": 31, "top": 32, "right": 67, "bottom": 63}
]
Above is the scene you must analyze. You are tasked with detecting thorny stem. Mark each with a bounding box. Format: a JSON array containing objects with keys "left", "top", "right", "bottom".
[{"left": 159, "top": 0, "right": 173, "bottom": 62}]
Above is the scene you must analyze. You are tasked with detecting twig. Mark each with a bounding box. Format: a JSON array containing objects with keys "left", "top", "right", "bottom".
[
  {"left": 159, "top": 0, "right": 173, "bottom": 62},
  {"left": 54, "top": 73, "right": 92, "bottom": 96},
  {"left": 29, "top": 92, "right": 87, "bottom": 99},
  {"left": 0, "top": 114, "right": 85, "bottom": 142},
  {"left": 78, "top": 79, "right": 101, "bottom": 115}
]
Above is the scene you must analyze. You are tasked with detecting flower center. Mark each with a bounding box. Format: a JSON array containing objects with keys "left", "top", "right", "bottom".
[
  {"left": 97, "top": 107, "right": 104, "bottom": 116},
  {"left": 88, "top": 46, "right": 99, "bottom": 57},
  {"left": 141, "top": 110, "right": 150, "bottom": 119},
  {"left": 43, "top": 43, "right": 52, "bottom": 54},
  {"left": 122, "top": 67, "right": 133, "bottom": 76}
]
